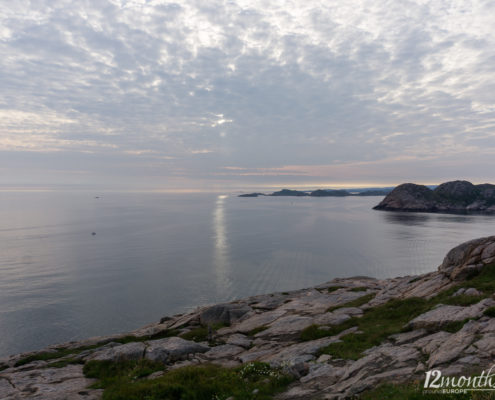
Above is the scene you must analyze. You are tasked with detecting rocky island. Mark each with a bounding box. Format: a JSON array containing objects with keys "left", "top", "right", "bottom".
[
  {"left": 374, "top": 180, "right": 495, "bottom": 214},
  {"left": 2, "top": 236, "right": 495, "bottom": 399}
]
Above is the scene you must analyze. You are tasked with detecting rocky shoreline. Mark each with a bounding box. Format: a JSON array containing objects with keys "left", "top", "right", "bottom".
[{"left": 2, "top": 236, "right": 495, "bottom": 399}]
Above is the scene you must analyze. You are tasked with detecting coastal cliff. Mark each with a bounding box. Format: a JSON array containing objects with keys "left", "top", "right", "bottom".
[
  {"left": 374, "top": 180, "right": 495, "bottom": 213},
  {"left": 2, "top": 237, "right": 495, "bottom": 399}
]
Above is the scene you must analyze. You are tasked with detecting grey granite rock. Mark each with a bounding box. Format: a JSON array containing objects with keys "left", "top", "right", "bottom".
[
  {"left": 145, "top": 337, "right": 209, "bottom": 363},
  {"left": 86, "top": 342, "right": 146, "bottom": 362},
  {"left": 408, "top": 298, "right": 495, "bottom": 330},
  {"left": 224, "top": 333, "right": 252, "bottom": 348},
  {"left": 204, "top": 344, "right": 244, "bottom": 360},
  {"left": 256, "top": 315, "right": 314, "bottom": 338},
  {"left": 439, "top": 236, "right": 495, "bottom": 280}
]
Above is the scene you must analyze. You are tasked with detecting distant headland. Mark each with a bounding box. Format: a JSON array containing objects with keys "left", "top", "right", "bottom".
[
  {"left": 239, "top": 188, "right": 392, "bottom": 197},
  {"left": 374, "top": 180, "right": 495, "bottom": 214}
]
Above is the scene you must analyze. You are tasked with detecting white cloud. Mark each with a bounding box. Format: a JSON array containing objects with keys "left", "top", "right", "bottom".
[{"left": 1, "top": 0, "right": 494, "bottom": 186}]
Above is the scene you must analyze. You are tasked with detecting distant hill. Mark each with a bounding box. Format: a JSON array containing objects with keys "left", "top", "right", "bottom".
[
  {"left": 238, "top": 188, "right": 392, "bottom": 198},
  {"left": 374, "top": 180, "right": 495, "bottom": 214}
]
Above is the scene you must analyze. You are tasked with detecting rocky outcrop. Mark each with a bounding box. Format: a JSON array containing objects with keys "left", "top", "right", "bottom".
[
  {"left": 438, "top": 235, "right": 495, "bottom": 280},
  {"left": 2, "top": 237, "right": 495, "bottom": 399},
  {"left": 374, "top": 180, "right": 495, "bottom": 213}
]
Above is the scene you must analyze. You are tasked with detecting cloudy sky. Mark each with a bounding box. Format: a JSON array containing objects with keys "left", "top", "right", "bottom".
[{"left": 1, "top": 0, "right": 495, "bottom": 190}]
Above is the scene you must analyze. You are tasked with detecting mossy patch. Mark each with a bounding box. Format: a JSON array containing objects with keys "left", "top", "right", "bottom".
[
  {"left": 349, "top": 287, "right": 369, "bottom": 292},
  {"left": 84, "top": 360, "right": 293, "bottom": 400},
  {"left": 180, "top": 326, "right": 209, "bottom": 342},
  {"left": 180, "top": 323, "right": 229, "bottom": 343},
  {"left": 442, "top": 318, "right": 476, "bottom": 333},
  {"left": 321, "top": 297, "right": 431, "bottom": 359},
  {"left": 247, "top": 325, "right": 269, "bottom": 336},
  {"left": 327, "top": 286, "right": 344, "bottom": 293},
  {"left": 483, "top": 306, "right": 495, "bottom": 318}
]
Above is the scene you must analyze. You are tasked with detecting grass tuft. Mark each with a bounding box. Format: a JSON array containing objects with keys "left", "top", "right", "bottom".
[
  {"left": 349, "top": 287, "right": 369, "bottom": 292},
  {"left": 247, "top": 325, "right": 269, "bottom": 337},
  {"left": 180, "top": 326, "right": 209, "bottom": 342},
  {"left": 327, "top": 286, "right": 344, "bottom": 293},
  {"left": 483, "top": 306, "right": 495, "bottom": 318}
]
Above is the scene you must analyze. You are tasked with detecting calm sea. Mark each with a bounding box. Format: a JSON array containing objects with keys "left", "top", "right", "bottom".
[{"left": 1, "top": 191, "right": 494, "bottom": 357}]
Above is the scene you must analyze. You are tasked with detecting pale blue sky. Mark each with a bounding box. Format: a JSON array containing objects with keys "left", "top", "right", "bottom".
[{"left": 1, "top": 0, "right": 495, "bottom": 190}]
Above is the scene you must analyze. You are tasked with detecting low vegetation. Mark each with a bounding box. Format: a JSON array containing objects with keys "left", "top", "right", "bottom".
[
  {"left": 327, "top": 286, "right": 344, "bottom": 293},
  {"left": 301, "top": 264, "right": 495, "bottom": 360},
  {"left": 180, "top": 323, "right": 229, "bottom": 344},
  {"left": 483, "top": 306, "right": 495, "bottom": 318},
  {"left": 84, "top": 360, "right": 293, "bottom": 400},
  {"left": 247, "top": 325, "right": 269, "bottom": 336}
]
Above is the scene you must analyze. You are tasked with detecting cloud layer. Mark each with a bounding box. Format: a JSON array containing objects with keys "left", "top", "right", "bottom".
[{"left": 1, "top": 0, "right": 495, "bottom": 189}]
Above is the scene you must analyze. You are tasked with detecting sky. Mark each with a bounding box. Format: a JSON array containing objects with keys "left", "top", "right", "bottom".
[{"left": 1, "top": 0, "right": 495, "bottom": 191}]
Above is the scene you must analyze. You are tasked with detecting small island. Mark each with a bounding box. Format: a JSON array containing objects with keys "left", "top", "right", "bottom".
[
  {"left": 239, "top": 188, "right": 391, "bottom": 198},
  {"left": 374, "top": 180, "right": 495, "bottom": 214}
]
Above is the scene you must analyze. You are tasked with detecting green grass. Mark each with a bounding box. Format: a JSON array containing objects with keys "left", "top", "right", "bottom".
[
  {"left": 180, "top": 323, "right": 229, "bottom": 343},
  {"left": 180, "top": 326, "right": 209, "bottom": 342},
  {"left": 247, "top": 325, "right": 269, "bottom": 336},
  {"left": 47, "top": 357, "right": 85, "bottom": 368},
  {"left": 304, "top": 264, "right": 495, "bottom": 360},
  {"left": 322, "top": 297, "right": 431, "bottom": 359},
  {"left": 349, "top": 287, "right": 369, "bottom": 292},
  {"left": 327, "top": 286, "right": 344, "bottom": 293},
  {"left": 112, "top": 329, "right": 180, "bottom": 345},
  {"left": 484, "top": 306, "right": 495, "bottom": 317},
  {"left": 84, "top": 360, "right": 293, "bottom": 400},
  {"left": 442, "top": 318, "right": 477, "bottom": 333}
]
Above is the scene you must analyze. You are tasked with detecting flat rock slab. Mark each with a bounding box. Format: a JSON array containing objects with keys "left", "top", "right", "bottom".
[
  {"left": 233, "top": 310, "right": 287, "bottom": 333},
  {"left": 0, "top": 365, "right": 101, "bottom": 400},
  {"left": 261, "top": 337, "right": 341, "bottom": 366},
  {"left": 204, "top": 344, "right": 245, "bottom": 360},
  {"left": 408, "top": 298, "right": 495, "bottom": 330},
  {"left": 280, "top": 290, "right": 372, "bottom": 315},
  {"left": 428, "top": 320, "right": 481, "bottom": 367},
  {"left": 87, "top": 342, "right": 146, "bottom": 362},
  {"left": 389, "top": 329, "right": 428, "bottom": 345},
  {"left": 224, "top": 333, "right": 252, "bottom": 348},
  {"left": 145, "top": 337, "right": 209, "bottom": 363},
  {"left": 256, "top": 315, "right": 314, "bottom": 338}
]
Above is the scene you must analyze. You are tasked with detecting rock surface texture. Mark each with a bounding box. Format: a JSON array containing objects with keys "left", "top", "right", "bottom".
[
  {"left": 2, "top": 237, "right": 495, "bottom": 399},
  {"left": 374, "top": 180, "right": 495, "bottom": 213}
]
